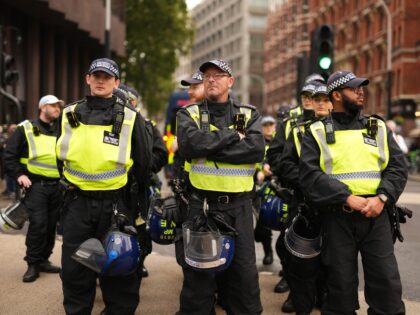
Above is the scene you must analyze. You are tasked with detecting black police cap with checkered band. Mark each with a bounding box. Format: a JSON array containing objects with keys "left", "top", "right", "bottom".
[
  {"left": 181, "top": 71, "right": 204, "bottom": 86},
  {"left": 327, "top": 71, "right": 369, "bottom": 94},
  {"left": 312, "top": 84, "right": 328, "bottom": 96},
  {"left": 89, "top": 58, "right": 119, "bottom": 78},
  {"left": 199, "top": 59, "right": 233, "bottom": 76}
]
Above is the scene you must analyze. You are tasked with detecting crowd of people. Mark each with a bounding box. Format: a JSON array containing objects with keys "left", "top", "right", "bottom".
[{"left": 0, "top": 56, "right": 413, "bottom": 315}]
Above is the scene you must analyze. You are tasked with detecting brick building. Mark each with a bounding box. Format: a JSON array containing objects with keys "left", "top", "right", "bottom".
[
  {"left": 264, "top": 0, "right": 420, "bottom": 127},
  {"left": 265, "top": 0, "right": 311, "bottom": 114},
  {"left": 0, "top": 0, "right": 126, "bottom": 122}
]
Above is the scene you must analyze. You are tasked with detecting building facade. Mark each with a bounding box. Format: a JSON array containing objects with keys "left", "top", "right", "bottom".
[
  {"left": 264, "top": 0, "right": 420, "bottom": 127},
  {"left": 0, "top": 0, "right": 126, "bottom": 122},
  {"left": 264, "top": 0, "right": 311, "bottom": 113},
  {"left": 190, "top": 0, "right": 268, "bottom": 110}
]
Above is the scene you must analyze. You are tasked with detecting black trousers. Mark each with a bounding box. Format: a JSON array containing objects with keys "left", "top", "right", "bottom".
[
  {"left": 321, "top": 210, "right": 405, "bottom": 315},
  {"left": 61, "top": 192, "right": 140, "bottom": 315},
  {"left": 254, "top": 218, "right": 273, "bottom": 255},
  {"left": 24, "top": 181, "right": 61, "bottom": 265},
  {"left": 177, "top": 197, "right": 263, "bottom": 315}
]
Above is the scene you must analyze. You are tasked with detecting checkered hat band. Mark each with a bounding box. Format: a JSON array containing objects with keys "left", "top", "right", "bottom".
[
  {"left": 314, "top": 86, "right": 328, "bottom": 94},
  {"left": 192, "top": 72, "right": 203, "bottom": 81},
  {"left": 212, "top": 59, "right": 232, "bottom": 76},
  {"left": 327, "top": 73, "right": 356, "bottom": 94},
  {"left": 90, "top": 61, "right": 119, "bottom": 77}
]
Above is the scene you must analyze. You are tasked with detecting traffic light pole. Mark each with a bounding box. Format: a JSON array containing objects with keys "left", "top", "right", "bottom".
[
  {"left": 0, "top": 24, "right": 23, "bottom": 122},
  {"left": 104, "top": 0, "right": 111, "bottom": 58},
  {"left": 378, "top": 0, "right": 393, "bottom": 119}
]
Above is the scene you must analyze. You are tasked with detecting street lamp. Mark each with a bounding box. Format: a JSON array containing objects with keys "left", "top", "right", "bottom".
[
  {"left": 105, "top": 0, "right": 111, "bottom": 58},
  {"left": 378, "top": 0, "right": 392, "bottom": 119},
  {"left": 250, "top": 74, "right": 265, "bottom": 110}
]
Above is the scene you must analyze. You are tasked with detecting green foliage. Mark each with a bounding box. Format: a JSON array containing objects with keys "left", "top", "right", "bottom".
[{"left": 119, "top": 0, "right": 194, "bottom": 115}]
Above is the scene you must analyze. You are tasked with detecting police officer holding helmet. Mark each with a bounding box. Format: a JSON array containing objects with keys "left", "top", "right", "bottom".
[
  {"left": 176, "top": 59, "right": 265, "bottom": 315},
  {"left": 299, "top": 71, "right": 407, "bottom": 315},
  {"left": 4, "top": 94, "right": 63, "bottom": 282},
  {"left": 56, "top": 58, "right": 151, "bottom": 315}
]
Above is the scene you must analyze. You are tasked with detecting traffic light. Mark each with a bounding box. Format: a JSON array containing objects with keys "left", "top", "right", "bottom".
[
  {"left": 310, "top": 25, "right": 334, "bottom": 80},
  {"left": 1, "top": 53, "right": 19, "bottom": 86}
]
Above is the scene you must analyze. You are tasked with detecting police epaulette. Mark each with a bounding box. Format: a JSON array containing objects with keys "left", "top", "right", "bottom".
[
  {"left": 64, "top": 99, "right": 84, "bottom": 108},
  {"left": 367, "top": 114, "right": 385, "bottom": 122},
  {"left": 236, "top": 103, "right": 256, "bottom": 110},
  {"left": 184, "top": 103, "right": 201, "bottom": 109}
]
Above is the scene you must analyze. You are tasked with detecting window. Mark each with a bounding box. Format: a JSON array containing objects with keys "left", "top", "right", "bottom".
[
  {"left": 250, "top": 34, "right": 264, "bottom": 51},
  {"left": 249, "top": 16, "right": 267, "bottom": 29},
  {"left": 250, "top": 0, "right": 268, "bottom": 10}
]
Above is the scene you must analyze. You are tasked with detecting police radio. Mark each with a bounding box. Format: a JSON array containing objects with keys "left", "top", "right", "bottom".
[
  {"left": 32, "top": 126, "right": 41, "bottom": 136},
  {"left": 367, "top": 118, "right": 378, "bottom": 137},
  {"left": 200, "top": 110, "right": 210, "bottom": 132},
  {"left": 233, "top": 113, "right": 246, "bottom": 134},
  {"left": 325, "top": 110, "right": 335, "bottom": 144},
  {"left": 112, "top": 110, "right": 125, "bottom": 135},
  {"left": 66, "top": 111, "right": 80, "bottom": 128}
]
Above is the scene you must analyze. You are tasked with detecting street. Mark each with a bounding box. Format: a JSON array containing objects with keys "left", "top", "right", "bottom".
[{"left": 0, "top": 179, "right": 419, "bottom": 314}]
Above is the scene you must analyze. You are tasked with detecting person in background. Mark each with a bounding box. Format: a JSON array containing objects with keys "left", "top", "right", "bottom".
[{"left": 4, "top": 95, "right": 63, "bottom": 282}]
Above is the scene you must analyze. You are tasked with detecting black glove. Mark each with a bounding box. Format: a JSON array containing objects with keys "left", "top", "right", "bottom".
[{"left": 160, "top": 196, "right": 181, "bottom": 223}]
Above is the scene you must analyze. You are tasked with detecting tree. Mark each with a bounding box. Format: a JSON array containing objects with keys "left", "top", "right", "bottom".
[{"left": 120, "top": 0, "right": 194, "bottom": 115}]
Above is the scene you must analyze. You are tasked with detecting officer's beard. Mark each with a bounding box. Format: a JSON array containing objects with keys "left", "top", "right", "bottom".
[{"left": 342, "top": 94, "right": 362, "bottom": 115}]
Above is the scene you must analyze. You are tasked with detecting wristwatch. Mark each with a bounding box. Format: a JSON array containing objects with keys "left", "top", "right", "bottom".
[{"left": 378, "top": 193, "right": 388, "bottom": 204}]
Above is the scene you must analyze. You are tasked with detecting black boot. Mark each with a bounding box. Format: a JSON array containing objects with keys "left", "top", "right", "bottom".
[
  {"left": 142, "top": 266, "right": 149, "bottom": 277},
  {"left": 274, "top": 277, "right": 289, "bottom": 293},
  {"left": 39, "top": 260, "right": 61, "bottom": 273},
  {"left": 23, "top": 264, "right": 39, "bottom": 282},
  {"left": 262, "top": 251, "right": 273, "bottom": 265},
  {"left": 281, "top": 294, "right": 295, "bottom": 313}
]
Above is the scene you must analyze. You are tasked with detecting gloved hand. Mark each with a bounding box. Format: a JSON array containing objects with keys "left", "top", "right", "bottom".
[{"left": 160, "top": 196, "right": 181, "bottom": 223}]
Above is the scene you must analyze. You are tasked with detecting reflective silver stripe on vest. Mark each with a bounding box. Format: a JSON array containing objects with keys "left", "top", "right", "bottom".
[
  {"left": 28, "top": 160, "right": 57, "bottom": 170},
  {"left": 313, "top": 125, "right": 333, "bottom": 174},
  {"left": 60, "top": 106, "right": 75, "bottom": 159},
  {"left": 328, "top": 171, "right": 381, "bottom": 181},
  {"left": 377, "top": 122, "right": 386, "bottom": 170},
  {"left": 118, "top": 109, "right": 135, "bottom": 164},
  {"left": 23, "top": 121, "right": 38, "bottom": 158},
  {"left": 65, "top": 166, "right": 127, "bottom": 181},
  {"left": 190, "top": 164, "right": 255, "bottom": 176}
]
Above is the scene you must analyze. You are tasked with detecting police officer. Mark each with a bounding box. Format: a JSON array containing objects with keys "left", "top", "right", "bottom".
[
  {"left": 299, "top": 71, "right": 407, "bottom": 315},
  {"left": 279, "top": 84, "right": 331, "bottom": 314},
  {"left": 176, "top": 59, "right": 264, "bottom": 315},
  {"left": 254, "top": 115, "right": 276, "bottom": 265},
  {"left": 173, "top": 71, "right": 205, "bottom": 179},
  {"left": 56, "top": 58, "right": 151, "bottom": 315},
  {"left": 124, "top": 84, "right": 169, "bottom": 278},
  {"left": 4, "top": 95, "right": 63, "bottom": 282},
  {"left": 266, "top": 78, "right": 321, "bottom": 312}
]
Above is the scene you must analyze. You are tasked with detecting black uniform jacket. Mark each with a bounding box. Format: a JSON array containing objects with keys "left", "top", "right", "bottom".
[
  {"left": 4, "top": 118, "right": 59, "bottom": 181},
  {"left": 146, "top": 119, "right": 168, "bottom": 174},
  {"left": 176, "top": 98, "right": 265, "bottom": 177},
  {"left": 56, "top": 96, "right": 152, "bottom": 188},
  {"left": 267, "top": 109, "right": 314, "bottom": 184},
  {"left": 299, "top": 111, "right": 408, "bottom": 207}
]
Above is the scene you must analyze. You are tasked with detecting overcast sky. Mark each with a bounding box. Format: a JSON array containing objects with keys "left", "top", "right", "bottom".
[{"left": 186, "top": 0, "right": 202, "bottom": 10}]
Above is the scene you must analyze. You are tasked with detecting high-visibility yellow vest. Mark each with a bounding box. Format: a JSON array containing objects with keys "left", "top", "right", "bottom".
[
  {"left": 56, "top": 103, "right": 136, "bottom": 190},
  {"left": 284, "top": 106, "right": 302, "bottom": 140},
  {"left": 19, "top": 120, "right": 60, "bottom": 178},
  {"left": 185, "top": 104, "right": 256, "bottom": 192},
  {"left": 292, "top": 124, "right": 306, "bottom": 157},
  {"left": 310, "top": 119, "right": 389, "bottom": 195}
]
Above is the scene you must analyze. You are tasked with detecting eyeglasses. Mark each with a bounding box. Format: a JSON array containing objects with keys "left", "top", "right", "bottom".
[
  {"left": 203, "top": 73, "right": 230, "bottom": 81},
  {"left": 347, "top": 86, "right": 364, "bottom": 94}
]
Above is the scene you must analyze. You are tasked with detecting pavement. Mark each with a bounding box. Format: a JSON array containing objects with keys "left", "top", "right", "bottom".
[{"left": 1, "top": 179, "right": 420, "bottom": 314}]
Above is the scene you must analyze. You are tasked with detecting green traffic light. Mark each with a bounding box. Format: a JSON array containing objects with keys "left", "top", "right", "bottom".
[{"left": 319, "top": 56, "right": 332, "bottom": 70}]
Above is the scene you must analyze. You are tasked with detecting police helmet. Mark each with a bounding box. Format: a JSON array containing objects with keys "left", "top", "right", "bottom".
[
  {"left": 284, "top": 213, "right": 322, "bottom": 259},
  {"left": 258, "top": 182, "right": 289, "bottom": 231},
  {"left": 147, "top": 195, "right": 177, "bottom": 245},
  {"left": 72, "top": 229, "right": 140, "bottom": 276},
  {"left": 183, "top": 213, "right": 237, "bottom": 273}
]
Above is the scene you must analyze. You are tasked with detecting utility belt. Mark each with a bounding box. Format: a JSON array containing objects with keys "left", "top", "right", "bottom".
[
  {"left": 59, "top": 178, "right": 122, "bottom": 200},
  {"left": 191, "top": 191, "right": 250, "bottom": 206},
  {"left": 32, "top": 178, "right": 60, "bottom": 186}
]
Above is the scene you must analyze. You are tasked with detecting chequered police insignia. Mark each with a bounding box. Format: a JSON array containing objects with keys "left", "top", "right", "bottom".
[{"left": 327, "top": 72, "right": 356, "bottom": 94}]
